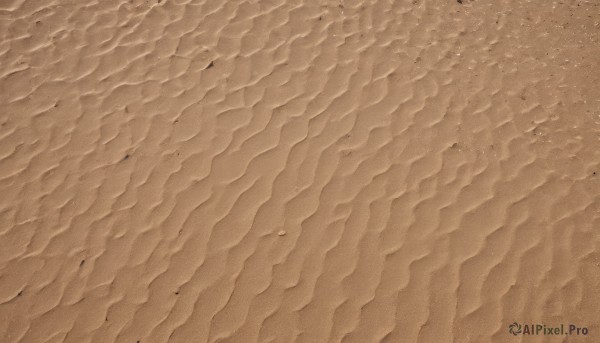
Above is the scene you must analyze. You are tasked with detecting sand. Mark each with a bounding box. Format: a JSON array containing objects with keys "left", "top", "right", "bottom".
[{"left": 1, "top": 0, "right": 599, "bottom": 342}]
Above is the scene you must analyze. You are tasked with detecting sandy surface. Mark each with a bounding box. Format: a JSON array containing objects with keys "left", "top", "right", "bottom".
[{"left": 1, "top": 0, "right": 600, "bottom": 342}]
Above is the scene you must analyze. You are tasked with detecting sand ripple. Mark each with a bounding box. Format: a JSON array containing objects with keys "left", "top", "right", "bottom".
[{"left": 1, "top": 0, "right": 599, "bottom": 342}]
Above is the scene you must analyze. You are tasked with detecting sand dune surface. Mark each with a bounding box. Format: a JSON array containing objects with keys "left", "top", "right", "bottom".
[{"left": 1, "top": 0, "right": 600, "bottom": 342}]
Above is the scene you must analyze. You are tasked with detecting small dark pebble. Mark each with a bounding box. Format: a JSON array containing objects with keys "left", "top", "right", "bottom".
[
  {"left": 123, "top": 154, "right": 130, "bottom": 161},
  {"left": 457, "top": 0, "right": 463, "bottom": 3},
  {"left": 17, "top": 291, "right": 23, "bottom": 296},
  {"left": 593, "top": 172, "right": 597, "bottom": 176},
  {"left": 451, "top": 142, "right": 459, "bottom": 149},
  {"left": 175, "top": 291, "right": 180, "bottom": 295},
  {"left": 205, "top": 61, "right": 214, "bottom": 70},
  {"left": 80, "top": 259, "right": 85, "bottom": 267}
]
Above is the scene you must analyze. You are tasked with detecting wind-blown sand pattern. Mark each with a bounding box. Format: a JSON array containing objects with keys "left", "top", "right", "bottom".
[{"left": 1, "top": 0, "right": 599, "bottom": 342}]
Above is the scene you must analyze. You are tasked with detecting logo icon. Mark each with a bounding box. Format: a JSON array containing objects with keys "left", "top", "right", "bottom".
[{"left": 509, "top": 322, "right": 522, "bottom": 336}]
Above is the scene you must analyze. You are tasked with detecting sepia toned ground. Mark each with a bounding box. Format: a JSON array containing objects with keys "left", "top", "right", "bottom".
[{"left": 1, "top": 0, "right": 599, "bottom": 342}]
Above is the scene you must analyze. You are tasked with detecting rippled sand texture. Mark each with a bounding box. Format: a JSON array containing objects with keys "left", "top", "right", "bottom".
[{"left": 1, "top": 0, "right": 600, "bottom": 342}]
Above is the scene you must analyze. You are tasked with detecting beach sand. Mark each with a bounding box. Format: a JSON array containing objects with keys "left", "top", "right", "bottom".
[{"left": 1, "top": 0, "right": 599, "bottom": 342}]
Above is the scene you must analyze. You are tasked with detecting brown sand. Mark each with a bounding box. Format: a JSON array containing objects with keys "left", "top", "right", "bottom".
[{"left": 1, "top": 0, "right": 600, "bottom": 342}]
